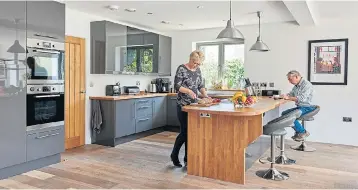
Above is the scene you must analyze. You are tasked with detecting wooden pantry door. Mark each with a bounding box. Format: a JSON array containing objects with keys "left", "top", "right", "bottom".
[{"left": 65, "top": 36, "right": 86, "bottom": 150}]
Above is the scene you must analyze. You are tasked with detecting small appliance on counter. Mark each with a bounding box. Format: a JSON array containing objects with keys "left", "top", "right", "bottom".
[
  {"left": 155, "top": 78, "right": 170, "bottom": 93},
  {"left": 149, "top": 80, "right": 157, "bottom": 93},
  {"left": 123, "top": 86, "right": 140, "bottom": 95},
  {"left": 261, "top": 89, "right": 281, "bottom": 97},
  {"left": 105, "top": 82, "right": 121, "bottom": 96},
  {"left": 244, "top": 78, "right": 256, "bottom": 96}
]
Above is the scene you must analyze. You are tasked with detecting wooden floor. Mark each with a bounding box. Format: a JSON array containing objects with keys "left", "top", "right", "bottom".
[{"left": 1, "top": 131, "right": 358, "bottom": 189}]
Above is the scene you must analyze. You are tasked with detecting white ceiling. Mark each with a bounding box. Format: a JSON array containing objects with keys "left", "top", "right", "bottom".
[{"left": 63, "top": 0, "right": 358, "bottom": 32}]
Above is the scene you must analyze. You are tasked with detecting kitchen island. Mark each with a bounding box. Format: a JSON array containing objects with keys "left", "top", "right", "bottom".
[{"left": 182, "top": 97, "right": 288, "bottom": 185}]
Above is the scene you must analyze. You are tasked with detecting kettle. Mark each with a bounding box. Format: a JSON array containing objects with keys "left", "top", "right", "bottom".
[{"left": 149, "top": 84, "right": 157, "bottom": 93}]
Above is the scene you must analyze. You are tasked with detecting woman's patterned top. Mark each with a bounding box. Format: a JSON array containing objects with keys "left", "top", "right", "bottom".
[{"left": 174, "top": 64, "right": 204, "bottom": 106}]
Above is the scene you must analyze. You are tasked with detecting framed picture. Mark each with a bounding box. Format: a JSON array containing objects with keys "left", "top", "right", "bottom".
[{"left": 308, "top": 38, "right": 348, "bottom": 85}]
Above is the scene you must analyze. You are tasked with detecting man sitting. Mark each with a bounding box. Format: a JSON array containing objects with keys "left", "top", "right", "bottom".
[{"left": 281, "top": 70, "right": 315, "bottom": 142}]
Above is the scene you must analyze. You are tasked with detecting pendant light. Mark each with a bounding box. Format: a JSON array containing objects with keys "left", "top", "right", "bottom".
[
  {"left": 250, "top": 11, "right": 269, "bottom": 52},
  {"left": 7, "top": 19, "right": 25, "bottom": 54},
  {"left": 216, "top": 0, "right": 244, "bottom": 42}
]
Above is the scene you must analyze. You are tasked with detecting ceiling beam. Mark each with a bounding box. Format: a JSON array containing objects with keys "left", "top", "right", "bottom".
[{"left": 283, "top": 0, "right": 317, "bottom": 26}]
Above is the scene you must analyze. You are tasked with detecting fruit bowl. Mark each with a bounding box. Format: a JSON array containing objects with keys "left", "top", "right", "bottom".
[{"left": 230, "top": 91, "right": 257, "bottom": 108}]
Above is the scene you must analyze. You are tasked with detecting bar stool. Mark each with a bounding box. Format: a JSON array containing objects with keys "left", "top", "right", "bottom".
[
  {"left": 256, "top": 109, "right": 301, "bottom": 181},
  {"left": 291, "top": 105, "right": 320, "bottom": 152}
]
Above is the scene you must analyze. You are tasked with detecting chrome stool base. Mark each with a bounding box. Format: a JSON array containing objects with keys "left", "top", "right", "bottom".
[
  {"left": 260, "top": 156, "right": 296, "bottom": 165},
  {"left": 274, "top": 155, "right": 296, "bottom": 165},
  {"left": 291, "top": 142, "right": 316, "bottom": 152},
  {"left": 257, "top": 168, "right": 289, "bottom": 181}
]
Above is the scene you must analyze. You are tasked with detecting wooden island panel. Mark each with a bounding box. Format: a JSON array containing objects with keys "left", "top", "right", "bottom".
[
  {"left": 184, "top": 97, "right": 288, "bottom": 185},
  {"left": 187, "top": 112, "right": 263, "bottom": 184}
]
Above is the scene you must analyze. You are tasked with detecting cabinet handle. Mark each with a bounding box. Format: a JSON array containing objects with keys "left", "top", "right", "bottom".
[
  {"left": 138, "top": 118, "right": 150, "bottom": 122},
  {"left": 133, "top": 102, "right": 136, "bottom": 119},
  {"left": 36, "top": 133, "right": 60, "bottom": 139},
  {"left": 138, "top": 106, "right": 150, "bottom": 109},
  {"left": 138, "top": 100, "right": 149, "bottom": 103},
  {"left": 170, "top": 98, "right": 176, "bottom": 100}
]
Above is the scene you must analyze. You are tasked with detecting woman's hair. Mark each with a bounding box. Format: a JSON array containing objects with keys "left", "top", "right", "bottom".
[{"left": 189, "top": 50, "right": 205, "bottom": 63}]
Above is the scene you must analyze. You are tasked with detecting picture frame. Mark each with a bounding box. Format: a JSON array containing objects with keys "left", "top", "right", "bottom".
[{"left": 307, "top": 38, "right": 348, "bottom": 85}]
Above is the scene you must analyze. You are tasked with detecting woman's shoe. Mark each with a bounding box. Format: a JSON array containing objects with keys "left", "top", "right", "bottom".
[{"left": 171, "top": 154, "right": 182, "bottom": 167}]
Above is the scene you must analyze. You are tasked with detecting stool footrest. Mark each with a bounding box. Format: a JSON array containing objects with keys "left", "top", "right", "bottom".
[
  {"left": 256, "top": 168, "right": 289, "bottom": 181},
  {"left": 291, "top": 142, "right": 316, "bottom": 152}
]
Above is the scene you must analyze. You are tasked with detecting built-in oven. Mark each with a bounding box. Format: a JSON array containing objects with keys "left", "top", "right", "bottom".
[
  {"left": 26, "top": 38, "right": 65, "bottom": 85},
  {"left": 26, "top": 84, "right": 64, "bottom": 128}
]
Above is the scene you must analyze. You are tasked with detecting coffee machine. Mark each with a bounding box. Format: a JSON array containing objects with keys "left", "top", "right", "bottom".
[{"left": 155, "top": 78, "right": 170, "bottom": 93}]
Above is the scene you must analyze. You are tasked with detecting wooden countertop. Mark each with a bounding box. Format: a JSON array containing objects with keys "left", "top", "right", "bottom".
[
  {"left": 89, "top": 93, "right": 177, "bottom": 101},
  {"left": 182, "top": 97, "right": 288, "bottom": 116}
]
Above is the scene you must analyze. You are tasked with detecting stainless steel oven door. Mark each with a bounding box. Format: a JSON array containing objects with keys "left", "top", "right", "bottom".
[
  {"left": 26, "top": 92, "right": 64, "bottom": 127},
  {"left": 26, "top": 47, "right": 64, "bottom": 85}
]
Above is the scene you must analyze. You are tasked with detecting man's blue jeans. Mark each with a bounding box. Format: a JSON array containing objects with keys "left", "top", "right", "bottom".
[{"left": 281, "top": 106, "right": 316, "bottom": 133}]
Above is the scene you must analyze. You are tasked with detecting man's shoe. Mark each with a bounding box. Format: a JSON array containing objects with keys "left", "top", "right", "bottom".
[
  {"left": 291, "top": 132, "right": 299, "bottom": 139},
  {"left": 293, "top": 131, "right": 310, "bottom": 142}
]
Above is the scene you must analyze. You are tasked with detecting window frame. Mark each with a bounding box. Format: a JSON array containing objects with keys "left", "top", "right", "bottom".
[{"left": 196, "top": 41, "right": 245, "bottom": 89}]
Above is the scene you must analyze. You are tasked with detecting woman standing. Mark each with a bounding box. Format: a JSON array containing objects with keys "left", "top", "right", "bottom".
[{"left": 170, "top": 50, "right": 210, "bottom": 167}]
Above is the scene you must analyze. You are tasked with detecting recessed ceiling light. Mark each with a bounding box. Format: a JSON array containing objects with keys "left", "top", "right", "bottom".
[
  {"left": 125, "top": 8, "right": 136, "bottom": 12},
  {"left": 107, "top": 5, "right": 119, "bottom": 11},
  {"left": 197, "top": 5, "right": 204, "bottom": 9},
  {"left": 161, "top": 21, "right": 170, "bottom": 24},
  {"left": 147, "top": 12, "right": 153, "bottom": 15}
]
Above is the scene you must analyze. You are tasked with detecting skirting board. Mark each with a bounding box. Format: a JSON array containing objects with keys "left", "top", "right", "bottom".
[{"left": 0, "top": 154, "right": 61, "bottom": 180}]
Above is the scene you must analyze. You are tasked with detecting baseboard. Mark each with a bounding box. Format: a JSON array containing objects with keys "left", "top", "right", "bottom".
[{"left": 0, "top": 154, "right": 61, "bottom": 180}]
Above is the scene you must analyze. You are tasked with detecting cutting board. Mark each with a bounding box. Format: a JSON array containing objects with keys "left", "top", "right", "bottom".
[{"left": 188, "top": 102, "right": 220, "bottom": 107}]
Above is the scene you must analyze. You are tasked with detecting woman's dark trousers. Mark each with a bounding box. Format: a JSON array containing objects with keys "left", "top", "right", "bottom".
[{"left": 170, "top": 105, "right": 188, "bottom": 166}]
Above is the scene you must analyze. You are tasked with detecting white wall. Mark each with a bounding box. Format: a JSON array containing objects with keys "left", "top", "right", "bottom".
[
  {"left": 65, "top": 8, "right": 168, "bottom": 144},
  {"left": 169, "top": 20, "right": 357, "bottom": 146}
]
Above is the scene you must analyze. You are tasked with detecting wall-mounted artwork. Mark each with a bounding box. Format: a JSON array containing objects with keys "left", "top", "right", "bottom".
[{"left": 308, "top": 38, "right": 348, "bottom": 85}]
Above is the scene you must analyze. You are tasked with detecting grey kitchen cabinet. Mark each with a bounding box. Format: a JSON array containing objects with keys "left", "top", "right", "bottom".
[
  {"left": 152, "top": 97, "right": 167, "bottom": 129},
  {"left": 26, "top": 125, "right": 65, "bottom": 162},
  {"left": 158, "top": 35, "right": 172, "bottom": 76},
  {"left": 167, "top": 96, "right": 180, "bottom": 126},
  {"left": 90, "top": 20, "right": 172, "bottom": 75},
  {"left": 90, "top": 21, "right": 128, "bottom": 74},
  {"left": 106, "top": 21, "right": 127, "bottom": 73},
  {"left": 0, "top": 1, "right": 27, "bottom": 169},
  {"left": 26, "top": 1, "right": 65, "bottom": 42},
  {"left": 115, "top": 99, "right": 136, "bottom": 138}
]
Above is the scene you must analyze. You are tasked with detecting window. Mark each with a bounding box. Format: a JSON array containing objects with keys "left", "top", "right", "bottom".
[{"left": 197, "top": 42, "right": 245, "bottom": 90}]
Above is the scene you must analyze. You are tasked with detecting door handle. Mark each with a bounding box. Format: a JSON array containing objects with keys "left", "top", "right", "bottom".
[{"left": 80, "top": 90, "right": 86, "bottom": 94}]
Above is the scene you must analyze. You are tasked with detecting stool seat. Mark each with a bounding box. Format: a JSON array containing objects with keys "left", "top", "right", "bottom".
[
  {"left": 272, "top": 129, "right": 287, "bottom": 136},
  {"left": 298, "top": 105, "right": 320, "bottom": 121},
  {"left": 263, "top": 110, "right": 301, "bottom": 136}
]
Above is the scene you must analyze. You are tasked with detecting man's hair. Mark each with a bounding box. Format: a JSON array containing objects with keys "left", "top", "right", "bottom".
[{"left": 286, "top": 70, "right": 301, "bottom": 77}]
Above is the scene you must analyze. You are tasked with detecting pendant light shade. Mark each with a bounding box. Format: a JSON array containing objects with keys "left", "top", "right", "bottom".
[
  {"left": 7, "top": 40, "right": 25, "bottom": 53},
  {"left": 250, "top": 11, "right": 269, "bottom": 52},
  {"left": 7, "top": 19, "right": 25, "bottom": 53},
  {"left": 217, "top": 0, "right": 244, "bottom": 42}
]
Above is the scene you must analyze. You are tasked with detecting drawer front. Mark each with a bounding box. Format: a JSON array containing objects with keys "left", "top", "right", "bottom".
[
  {"left": 136, "top": 98, "right": 153, "bottom": 118},
  {"left": 26, "top": 125, "right": 65, "bottom": 162},
  {"left": 136, "top": 104, "right": 153, "bottom": 118},
  {"left": 135, "top": 117, "right": 152, "bottom": 133},
  {"left": 136, "top": 98, "right": 152, "bottom": 107}
]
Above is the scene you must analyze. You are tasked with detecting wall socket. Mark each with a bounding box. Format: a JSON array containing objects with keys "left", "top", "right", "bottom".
[
  {"left": 343, "top": 117, "right": 352, "bottom": 122},
  {"left": 269, "top": 82, "right": 274, "bottom": 87},
  {"left": 260, "top": 82, "right": 267, "bottom": 88},
  {"left": 136, "top": 81, "right": 140, "bottom": 86}
]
